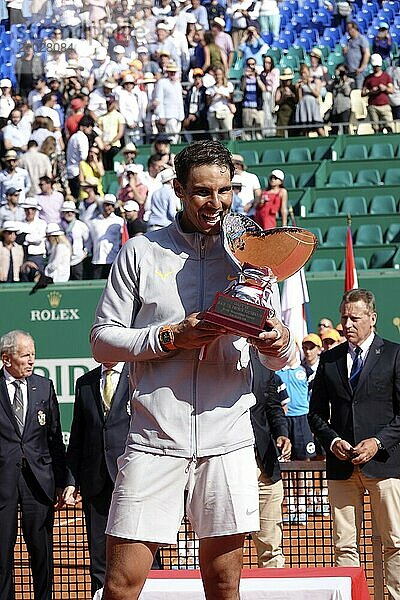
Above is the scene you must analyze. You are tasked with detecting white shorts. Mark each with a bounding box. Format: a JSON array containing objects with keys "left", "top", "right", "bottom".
[{"left": 106, "top": 445, "right": 260, "bottom": 544}]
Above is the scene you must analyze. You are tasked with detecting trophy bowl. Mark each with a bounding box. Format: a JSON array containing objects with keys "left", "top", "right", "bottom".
[{"left": 203, "top": 213, "right": 318, "bottom": 337}]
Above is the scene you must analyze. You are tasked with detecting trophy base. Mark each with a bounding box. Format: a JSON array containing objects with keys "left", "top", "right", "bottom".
[{"left": 203, "top": 292, "right": 272, "bottom": 338}]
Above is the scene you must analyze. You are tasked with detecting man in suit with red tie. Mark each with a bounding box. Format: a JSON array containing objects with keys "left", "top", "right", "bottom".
[
  {"left": 0, "top": 330, "right": 66, "bottom": 600},
  {"left": 308, "top": 289, "right": 400, "bottom": 599},
  {"left": 63, "top": 362, "right": 131, "bottom": 597}
]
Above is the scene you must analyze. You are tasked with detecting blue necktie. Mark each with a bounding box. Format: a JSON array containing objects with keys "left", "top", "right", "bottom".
[{"left": 349, "top": 347, "right": 362, "bottom": 391}]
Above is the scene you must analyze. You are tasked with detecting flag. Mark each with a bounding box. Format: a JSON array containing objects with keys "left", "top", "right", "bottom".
[
  {"left": 344, "top": 225, "right": 358, "bottom": 291},
  {"left": 121, "top": 221, "right": 129, "bottom": 246},
  {"left": 281, "top": 267, "right": 310, "bottom": 349}
]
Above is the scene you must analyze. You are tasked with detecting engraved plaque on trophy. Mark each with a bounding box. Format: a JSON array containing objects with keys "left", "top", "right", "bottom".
[{"left": 203, "top": 213, "right": 317, "bottom": 337}]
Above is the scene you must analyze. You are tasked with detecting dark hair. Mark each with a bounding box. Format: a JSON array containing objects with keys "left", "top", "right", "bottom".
[
  {"left": 346, "top": 20, "right": 358, "bottom": 30},
  {"left": 174, "top": 140, "right": 234, "bottom": 185},
  {"left": 27, "top": 140, "right": 38, "bottom": 149},
  {"left": 39, "top": 175, "right": 53, "bottom": 184},
  {"left": 42, "top": 93, "right": 55, "bottom": 105},
  {"left": 340, "top": 289, "right": 376, "bottom": 313},
  {"left": 147, "top": 152, "right": 164, "bottom": 169},
  {"left": 263, "top": 55, "right": 275, "bottom": 69},
  {"left": 79, "top": 115, "right": 95, "bottom": 128}
]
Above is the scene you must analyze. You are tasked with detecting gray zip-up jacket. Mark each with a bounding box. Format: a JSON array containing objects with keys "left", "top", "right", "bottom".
[{"left": 91, "top": 216, "right": 294, "bottom": 458}]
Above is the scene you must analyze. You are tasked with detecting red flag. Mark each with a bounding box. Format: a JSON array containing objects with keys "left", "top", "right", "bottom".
[
  {"left": 344, "top": 226, "right": 358, "bottom": 291},
  {"left": 121, "top": 221, "right": 129, "bottom": 246}
]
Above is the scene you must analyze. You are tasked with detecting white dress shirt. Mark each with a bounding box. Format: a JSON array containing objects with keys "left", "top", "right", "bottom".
[
  {"left": 88, "top": 213, "right": 123, "bottom": 265},
  {"left": 346, "top": 331, "right": 375, "bottom": 377},
  {"left": 100, "top": 362, "right": 124, "bottom": 401},
  {"left": 4, "top": 369, "right": 28, "bottom": 423}
]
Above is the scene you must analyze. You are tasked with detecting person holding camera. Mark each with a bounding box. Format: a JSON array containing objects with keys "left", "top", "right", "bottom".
[
  {"left": 326, "top": 64, "right": 354, "bottom": 134},
  {"left": 240, "top": 58, "right": 266, "bottom": 140}
]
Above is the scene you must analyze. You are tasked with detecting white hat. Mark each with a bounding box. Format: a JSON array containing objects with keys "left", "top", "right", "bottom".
[
  {"left": 113, "top": 45, "right": 126, "bottom": 54},
  {"left": 161, "top": 168, "right": 175, "bottom": 183},
  {"left": 123, "top": 200, "right": 140, "bottom": 212},
  {"left": 20, "top": 198, "right": 42, "bottom": 210},
  {"left": 140, "top": 72, "right": 157, "bottom": 83},
  {"left": 103, "top": 78, "right": 117, "bottom": 89},
  {"left": 123, "top": 74, "right": 136, "bottom": 84},
  {"left": 63, "top": 68, "right": 79, "bottom": 78},
  {"left": 271, "top": 169, "right": 285, "bottom": 181},
  {"left": 371, "top": 53, "right": 383, "bottom": 67},
  {"left": 95, "top": 46, "right": 108, "bottom": 60},
  {"left": 0, "top": 78, "right": 12, "bottom": 88},
  {"left": 122, "top": 142, "right": 138, "bottom": 153},
  {"left": 125, "top": 163, "right": 142, "bottom": 174},
  {"left": 1, "top": 220, "right": 20, "bottom": 232},
  {"left": 103, "top": 193, "right": 117, "bottom": 205},
  {"left": 164, "top": 16, "right": 176, "bottom": 30},
  {"left": 156, "top": 22, "right": 169, "bottom": 30},
  {"left": 213, "top": 17, "right": 225, "bottom": 28},
  {"left": 61, "top": 200, "right": 79, "bottom": 213},
  {"left": 137, "top": 46, "right": 149, "bottom": 54},
  {"left": 46, "top": 222, "right": 65, "bottom": 236}
]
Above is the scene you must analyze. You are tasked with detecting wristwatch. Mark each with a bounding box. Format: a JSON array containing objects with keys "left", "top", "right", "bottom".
[
  {"left": 373, "top": 437, "right": 384, "bottom": 450},
  {"left": 159, "top": 325, "right": 177, "bottom": 352}
]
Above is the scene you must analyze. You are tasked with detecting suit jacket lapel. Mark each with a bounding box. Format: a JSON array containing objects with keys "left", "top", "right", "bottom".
[
  {"left": 0, "top": 370, "right": 21, "bottom": 436},
  {"left": 24, "top": 376, "right": 39, "bottom": 437},
  {"left": 357, "top": 334, "right": 384, "bottom": 390},
  {"left": 336, "top": 342, "right": 352, "bottom": 394},
  {"left": 92, "top": 367, "right": 105, "bottom": 422},
  {"left": 107, "top": 365, "right": 129, "bottom": 420}
]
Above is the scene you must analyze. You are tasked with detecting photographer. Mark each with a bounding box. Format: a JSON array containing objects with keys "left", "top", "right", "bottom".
[
  {"left": 326, "top": 64, "right": 354, "bottom": 134},
  {"left": 238, "top": 26, "right": 269, "bottom": 67},
  {"left": 240, "top": 58, "right": 266, "bottom": 140}
]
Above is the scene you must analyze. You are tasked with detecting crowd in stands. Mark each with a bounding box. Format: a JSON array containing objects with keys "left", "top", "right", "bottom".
[{"left": 1, "top": 0, "right": 400, "bottom": 284}]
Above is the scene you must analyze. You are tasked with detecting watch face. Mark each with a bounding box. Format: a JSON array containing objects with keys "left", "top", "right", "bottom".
[{"left": 160, "top": 330, "right": 173, "bottom": 344}]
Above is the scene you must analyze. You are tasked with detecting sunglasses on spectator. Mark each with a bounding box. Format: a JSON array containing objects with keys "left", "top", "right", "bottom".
[{"left": 319, "top": 322, "right": 331, "bottom": 327}]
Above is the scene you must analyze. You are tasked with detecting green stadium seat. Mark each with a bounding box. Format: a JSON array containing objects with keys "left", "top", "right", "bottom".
[
  {"left": 342, "top": 144, "right": 368, "bottom": 160},
  {"left": 308, "top": 258, "right": 337, "bottom": 272},
  {"left": 297, "top": 172, "right": 313, "bottom": 187},
  {"left": 354, "top": 169, "right": 381, "bottom": 187},
  {"left": 324, "top": 225, "right": 348, "bottom": 247},
  {"left": 306, "top": 227, "right": 323, "bottom": 245},
  {"left": 355, "top": 224, "right": 383, "bottom": 246},
  {"left": 326, "top": 170, "right": 353, "bottom": 187},
  {"left": 283, "top": 173, "right": 296, "bottom": 188},
  {"left": 108, "top": 180, "right": 119, "bottom": 196},
  {"left": 369, "top": 142, "right": 395, "bottom": 159},
  {"left": 261, "top": 148, "right": 285, "bottom": 163},
  {"left": 102, "top": 171, "right": 118, "bottom": 194},
  {"left": 240, "top": 150, "right": 259, "bottom": 165},
  {"left": 311, "top": 197, "right": 339, "bottom": 215},
  {"left": 385, "top": 223, "right": 400, "bottom": 244},
  {"left": 369, "top": 249, "right": 396, "bottom": 269},
  {"left": 134, "top": 154, "right": 151, "bottom": 168},
  {"left": 369, "top": 195, "right": 397, "bottom": 214},
  {"left": 287, "top": 147, "right": 312, "bottom": 163},
  {"left": 339, "top": 256, "right": 368, "bottom": 270},
  {"left": 340, "top": 196, "right": 368, "bottom": 215},
  {"left": 392, "top": 248, "right": 400, "bottom": 269},
  {"left": 384, "top": 168, "right": 400, "bottom": 185},
  {"left": 313, "top": 145, "right": 331, "bottom": 161}
]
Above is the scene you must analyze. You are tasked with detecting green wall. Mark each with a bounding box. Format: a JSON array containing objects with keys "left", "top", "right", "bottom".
[{"left": 1, "top": 273, "right": 399, "bottom": 441}]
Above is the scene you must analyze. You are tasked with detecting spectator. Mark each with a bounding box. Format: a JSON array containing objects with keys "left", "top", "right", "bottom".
[
  {"left": 0, "top": 79, "right": 15, "bottom": 120},
  {"left": 44, "top": 46, "right": 68, "bottom": 81},
  {"left": 117, "top": 74, "right": 141, "bottom": 146},
  {"left": 87, "top": 194, "right": 123, "bottom": 279},
  {"left": 0, "top": 330, "right": 66, "bottom": 600},
  {"left": 254, "top": 169, "right": 288, "bottom": 230},
  {"left": 0, "top": 221, "right": 24, "bottom": 283},
  {"left": 309, "top": 48, "right": 329, "bottom": 99},
  {"left": 0, "top": 150, "right": 31, "bottom": 205},
  {"left": 120, "top": 164, "right": 148, "bottom": 218},
  {"left": 326, "top": 64, "right": 354, "bottom": 135},
  {"left": 19, "top": 197, "right": 47, "bottom": 281},
  {"left": 259, "top": 0, "right": 281, "bottom": 38},
  {"left": 27, "top": 77, "right": 49, "bottom": 112},
  {"left": 240, "top": 57, "right": 266, "bottom": 140},
  {"left": 227, "top": 0, "right": 254, "bottom": 48},
  {"left": 60, "top": 201, "right": 90, "bottom": 280},
  {"left": 80, "top": 145, "right": 105, "bottom": 199},
  {"left": 387, "top": 59, "right": 400, "bottom": 121},
  {"left": 18, "top": 140, "right": 53, "bottom": 196},
  {"left": 238, "top": 26, "right": 269, "bottom": 68},
  {"left": 372, "top": 22, "right": 392, "bottom": 67},
  {"left": 275, "top": 68, "right": 298, "bottom": 137},
  {"left": 88, "top": 79, "right": 118, "bottom": 122},
  {"left": 260, "top": 55, "right": 280, "bottom": 136},
  {"left": 29, "top": 116, "right": 56, "bottom": 151},
  {"left": 15, "top": 42, "right": 44, "bottom": 98},
  {"left": 147, "top": 168, "right": 179, "bottom": 231},
  {"left": 342, "top": 21, "right": 370, "bottom": 90},
  {"left": 64, "top": 98, "right": 85, "bottom": 140},
  {"left": 138, "top": 153, "right": 164, "bottom": 213},
  {"left": 89, "top": 48, "right": 118, "bottom": 91},
  {"left": 151, "top": 135, "right": 176, "bottom": 167},
  {"left": 66, "top": 116, "right": 94, "bottom": 200},
  {"left": 148, "top": 22, "right": 181, "bottom": 68},
  {"left": 121, "top": 200, "right": 142, "bottom": 238},
  {"left": 63, "top": 363, "right": 132, "bottom": 597},
  {"left": 361, "top": 53, "right": 394, "bottom": 134},
  {"left": 78, "top": 178, "right": 102, "bottom": 224},
  {"left": 34, "top": 176, "right": 64, "bottom": 225},
  {"left": 321, "top": 327, "right": 341, "bottom": 352},
  {"left": 211, "top": 18, "right": 235, "bottom": 69},
  {"left": 44, "top": 223, "right": 72, "bottom": 283},
  {"left": 187, "top": 0, "right": 209, "bottom": 30},
  {"left": 294, "top": 63, "right": 325, "bottom": 137},
  {"left": 230, "top": 176, "right": 252, "bottom": 215},
  {"left": 301, "top": 333, "right": 322, "bottom": 388},
  {"left": 2, "top": 108, "right": 31, "bottom": 153},
  {"left": 206, "top": 0, "right": 225, "bottom": 24},
  {"left": 206, "top": 67, "right": 235, "bottom": 140},
  {"left": 0, "top": 187, "right": 25, "bottom": 226},
  {"left": 183, "top": 68, "right": 209, "bottom": 140},
  {"left": 231, "top": 153, "right": 261, "bottom": 216},
  {"left": 153, "top": 63, "right": 185, "bottom": 143},
  {"left": 203, "top": 30, "right": 228, "bottom": 73},
  {"left": 35, "top": 93, "right": 62, "bottom": 135},
  {"left": 317, "top": 317, "right": 334, "bottom": 337},
  {"left": 98, "top": 97, "right": 126, "bottom": 171},
  {"left": 250, "top": 348, "right": 291, "bottom": 568},
  {"left": 308, "top": 289, "right": 400, "bottom": 600}
]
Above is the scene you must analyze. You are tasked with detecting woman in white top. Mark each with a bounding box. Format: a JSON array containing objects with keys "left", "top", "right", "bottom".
[
  {"left": 205, "top": 67, "right": 235, "bottom": 140},
  {"left": 44, "top": 223, "right": 72, "bottom": 282},
  {"left": 309, "top": 48, "right": 329, "bottom": 99},
  {"left": 260, "top": 55, "right": 280, "bottom": 135}
]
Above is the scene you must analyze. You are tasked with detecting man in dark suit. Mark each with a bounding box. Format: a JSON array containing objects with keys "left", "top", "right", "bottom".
[
  {"left": 250, "top": 349, "right": 291, "bottom": 568},
  {"left": 0, "top": 329, "right": 66, "bottom": 600},
  {"left": 63, "top": 362, "right": 131, "bottom": 597},
  {"left": 308, "top": 289, "right": 400, "bottom": 599}
]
